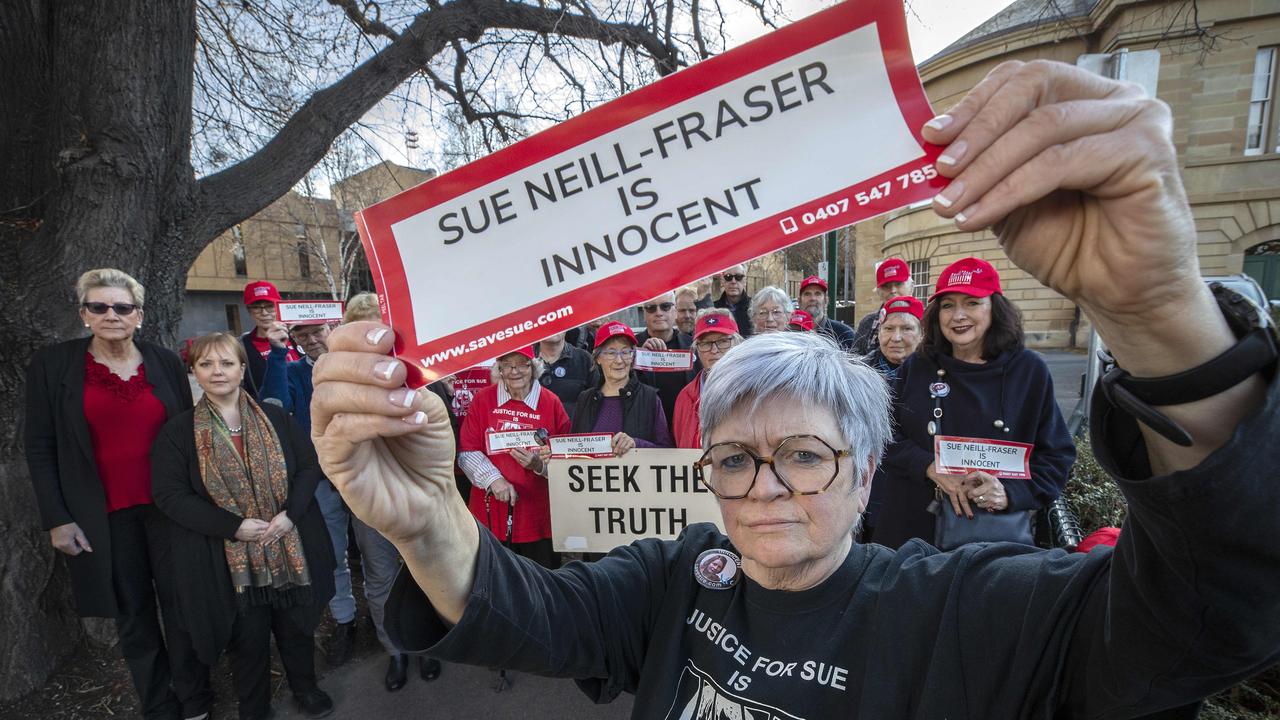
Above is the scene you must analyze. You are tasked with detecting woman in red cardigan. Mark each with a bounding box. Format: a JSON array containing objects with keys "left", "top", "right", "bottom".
[
  {"left": 673, "top": 309, "right": 743, "bottom": 449},
  {"left": 456, "top": 347, "right": 570, "bottom": 568}
]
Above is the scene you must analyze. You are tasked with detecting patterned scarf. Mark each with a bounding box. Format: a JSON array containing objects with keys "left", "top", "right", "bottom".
[{"left": 193, "top": 393, "right": 311, "bottom": 607}]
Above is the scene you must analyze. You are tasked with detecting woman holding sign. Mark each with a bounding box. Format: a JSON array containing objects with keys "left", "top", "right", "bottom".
[
  {"left": 572, "top": 321, "right": 673, "bottom": 452},
  {"left": 873, "top": 257, "right": 1075, "bottom": 550},
  {"left": 457, "top": 346, "right": 570, "bottom": 568},
  {"left": 306, "top": 59, "right": 1280, "bottom": 719}
]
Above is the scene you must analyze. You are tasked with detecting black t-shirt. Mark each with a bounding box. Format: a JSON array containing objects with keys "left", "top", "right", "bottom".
[{"left": 386, "top": 378, "right": 1280, "bottom": 719}]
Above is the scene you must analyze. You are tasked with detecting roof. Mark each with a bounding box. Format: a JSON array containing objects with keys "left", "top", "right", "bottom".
[{"left": 922, "top": 0, "right": 1099, "bottom": 66}]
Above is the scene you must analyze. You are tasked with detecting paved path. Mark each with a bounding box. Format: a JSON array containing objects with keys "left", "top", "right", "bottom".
[{"left": 1036, "top": 349, "right": 1088, "bottom": 422}]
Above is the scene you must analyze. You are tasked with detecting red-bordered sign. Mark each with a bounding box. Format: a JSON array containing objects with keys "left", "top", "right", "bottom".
[
  {"left": 356, "top": 1, "right": 944, "bottom": 386},
  {"left": 933, "top": 435, "right": 1034, "bottom": 480},
  {"left": 275, "top": 300, "right": 345, "bottom": 325}
]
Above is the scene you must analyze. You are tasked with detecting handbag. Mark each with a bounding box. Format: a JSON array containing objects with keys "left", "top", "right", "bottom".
[{"left": 929, "top": 493, "right": 1034, "bottom": 551}]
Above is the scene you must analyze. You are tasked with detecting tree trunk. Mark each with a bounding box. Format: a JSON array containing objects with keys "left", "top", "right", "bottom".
[{"left": 0, "top": 0, "right": 198, "bottom": 700}]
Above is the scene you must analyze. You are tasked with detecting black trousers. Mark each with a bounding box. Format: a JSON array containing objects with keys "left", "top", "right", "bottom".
[
  {"left": 108, "top": 503, "right": 211, "bottom": 720},
  {"left": 227, "top": 603, "right": 319, "bottom": 720}
]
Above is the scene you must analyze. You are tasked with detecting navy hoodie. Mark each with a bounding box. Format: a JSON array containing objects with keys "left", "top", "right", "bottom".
[{"left": 874, "top": 348, "right": 1075, "bottom": 549}]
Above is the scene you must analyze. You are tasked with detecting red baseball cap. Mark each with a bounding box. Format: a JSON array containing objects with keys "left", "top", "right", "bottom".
[
  {"left": 501, "top": 346, "right": 535, "bottom": 360},
  {"left": 694, "top": 313, "right": 739, "bottom": 339},
  {"left": 799, "top": 276, "right": 827, "bottom": 293},
  {"left": 594, "top": 321, "right": 637, "bottom": 348},
  {"left": 929, "top": 257, "right": 1002, "bottom": 301},
  {"left": 243, "top": 281, "right": 283, "bottom": 306},
  {"left": 882, "top": 295, "right": 924, "bottom": 320},
  {"left": 875, "top": 258, "right": 910, "bottom": 287},
  {"left": 787, "top": 310, "right": 814, "bottom": 331}
]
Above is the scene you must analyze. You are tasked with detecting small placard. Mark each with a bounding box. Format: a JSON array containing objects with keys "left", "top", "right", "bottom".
[
  {"left": 485, "top": 428, "right": 541, "bottom": 454},
  {"left": 276, "top": 300, "right": 345, "bottom": 324},
  {"left": 933, "top": 435, "right": 1033, "bottom": 480},
  {"left": 633, "top": 349, "right": 695, "bottom": 372},
  {"left": 549, "top": 433, "right": 615, "bottom": 458}
]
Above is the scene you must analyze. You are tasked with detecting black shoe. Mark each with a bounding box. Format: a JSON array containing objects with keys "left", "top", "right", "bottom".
[
  {"left": 292, "top": 688, "right": 333, "bottom": 719},
  {"left": 418, "top": 656, "right": 442, "bottom": 681},
  {"left": 325, "top": 620, "right": 356, "bottom": 667},
  {"left": 385, "top": 654, "right": 409, "bottom": 692}
]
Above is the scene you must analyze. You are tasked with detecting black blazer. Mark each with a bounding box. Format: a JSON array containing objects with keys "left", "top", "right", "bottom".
[
  {"left": 23, "top": 336, "right": 193, "bottom": 618},
  {"left": 150, "top": 401, "right": 335, "bottom": 666}
]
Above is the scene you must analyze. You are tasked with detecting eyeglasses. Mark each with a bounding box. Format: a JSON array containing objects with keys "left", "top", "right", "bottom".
[
  {"left": 694, "top": 435, "right": 852, "bottom": 500},
  {"left": 82, "top": 302, "right": 139, "bottom": 316},
  {"left": 643, "top": 302, "right": 675, "bottom": 313},
  {"left": 722, "top": 273, "right": 745, "bottom": 282},
  {"left": 498, "top": 362, "right": 532, "bottom": 374},
  {"left": 695, "top": 338, "right": 733, "bottom": 353},
  {"left": 598, "top": 349, "right": 635, "bottom": 361},
  {"left": 247, "top": 304, "right": 276, "bottom": 315},
  {"left": 754, "top": 308, "right": 788, "bottom": 319}
]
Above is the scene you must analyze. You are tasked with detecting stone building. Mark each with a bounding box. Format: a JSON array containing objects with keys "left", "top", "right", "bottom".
[
  {"left": 180, "top": 161, "right": 435, "bottom": 340},
  {"left": 849, "top": 0, "right": 1280, "bottom": 348}
]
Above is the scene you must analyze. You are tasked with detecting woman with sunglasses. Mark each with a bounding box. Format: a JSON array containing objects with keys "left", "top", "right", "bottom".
[
  {"left": 457, "top": 347, "right": 570, "bottom": 569},
  {"left": 571, "top": 321, "right": 673, "bottom": 454},
  {"left": 673, "top": 309, "right": 743, "bottom": 448},
  {"left": 24, "top": 268, "right": 211, "bottom": 719}
]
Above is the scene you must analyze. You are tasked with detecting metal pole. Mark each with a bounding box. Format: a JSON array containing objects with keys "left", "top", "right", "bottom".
[{"left": 825, "top": 230, "right": 838, "bottom": 318}]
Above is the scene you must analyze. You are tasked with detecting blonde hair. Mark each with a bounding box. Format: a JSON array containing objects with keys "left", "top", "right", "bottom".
[
  {"left": 187, "top": 332, "right": 247, "bottom": 370},
  {"left": 76, "top": 268, "right": 144, "bottom": 306},
  {"left": 674, "top": 286, "right": 698, "bottom": 303},
  {"left": 343, "top": 292, "right": 381, "bottom": 324}
]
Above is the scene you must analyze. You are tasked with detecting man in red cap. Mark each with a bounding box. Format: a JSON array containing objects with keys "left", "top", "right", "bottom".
[
  {"left": 852, "top": 258, "right": 914, "bottom": 355},
  {"left": 797, "top": 276, "right": 855, "bottom": 349},
  {"left": 636, "top": 291, "right": 699, "bottom": 432},
  {"left": 240, "top": 280, "right": 299, "bottom": 398}
]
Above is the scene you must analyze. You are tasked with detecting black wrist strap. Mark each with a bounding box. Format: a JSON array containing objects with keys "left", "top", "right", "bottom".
[{"left": 1098, "top": 284, "right": 1277, "bottom": 447}]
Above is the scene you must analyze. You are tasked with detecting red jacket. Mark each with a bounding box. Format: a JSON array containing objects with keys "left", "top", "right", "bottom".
[
  {"left": 459, "top": 384, "right": 569, "bottom": 543},
  {"left": 672, "top": 372, "right": 704, "bottom": 449}
]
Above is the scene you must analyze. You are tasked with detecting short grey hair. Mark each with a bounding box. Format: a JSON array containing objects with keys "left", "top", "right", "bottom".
[
  {"left": 76, "top": 268, "right": 144, "bottom": 306},
  {"left": 747, "top": 286, "right": 793, "bottom": 320},
  {"left": 490, "top": 353, "right": 545, "bottom": 384},
  {"left": 699, "top": 332, "right": 892, "bottom": 485}
]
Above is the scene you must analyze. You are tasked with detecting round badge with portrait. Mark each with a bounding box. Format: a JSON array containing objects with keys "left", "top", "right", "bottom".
[
  {"left": 929, "top": 382, "right": 950, "bottom": 398},
  {"left": 693, "top": 548, "right": 741, "bottom": 590},
  {"left": 555, "top": 366, "right": 566, "bottom": 377}
]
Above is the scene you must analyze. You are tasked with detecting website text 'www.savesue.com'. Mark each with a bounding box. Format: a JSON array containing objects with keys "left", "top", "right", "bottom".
[{"left": 420, "top": 305, "right": 575, "bottom": 368}]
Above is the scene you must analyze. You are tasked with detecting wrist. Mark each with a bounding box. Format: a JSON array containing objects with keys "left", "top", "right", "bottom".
[{"left": 1084, "top": 281, "right": 1235, "bottom": 378}]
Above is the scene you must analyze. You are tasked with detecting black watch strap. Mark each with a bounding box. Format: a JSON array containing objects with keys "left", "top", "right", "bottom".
[{"left": 1097, "top": 284, "right": 1277, "bottom": 447}]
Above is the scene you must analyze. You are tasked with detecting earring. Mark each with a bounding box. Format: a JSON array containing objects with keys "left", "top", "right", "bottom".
[{"left": 84, "top": 323, "right": 90, "bottom": 328}]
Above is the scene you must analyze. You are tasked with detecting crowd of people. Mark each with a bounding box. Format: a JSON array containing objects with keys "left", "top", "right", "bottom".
[{"left": 23, "top": 59, "right": 1280, "bottom": 720}]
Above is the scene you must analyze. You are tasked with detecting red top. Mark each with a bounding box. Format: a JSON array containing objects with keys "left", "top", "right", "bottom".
[
  {"left": 673, "top": 372, "right": 704, "bottom": 449},
  {"left": 248, "top": 332, "right": 300, "bottom": 362},
  {"left": 459, "top": 384, "right": 570, "bottom": 543},
  {"left": 82, "top": 353, "right": 168, "bottom": 512}
]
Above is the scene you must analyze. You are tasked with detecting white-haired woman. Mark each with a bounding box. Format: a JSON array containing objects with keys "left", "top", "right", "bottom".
[
  {"left": 672, "top": 308, "right": 743, "bottom": 448},
  {"left": 305, "top": 60, "right": 1280, "bottom": 718},
  {"left": 748, "top": 286, "right": 794, "bottom": 334},
  {"left": 456, "top": 346, "right": 569, "bottom": 568},
  {"left": 25, "top": 268, "right": 211, "bottom": 719}
]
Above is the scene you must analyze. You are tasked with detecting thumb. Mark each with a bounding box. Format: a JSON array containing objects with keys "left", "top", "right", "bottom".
[{"left": 76, "top": 528, "right": 93, "bottom": 552}]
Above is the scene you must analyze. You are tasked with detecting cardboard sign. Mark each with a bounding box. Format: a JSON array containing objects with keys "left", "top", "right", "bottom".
[
  {"left": 634, "top": 349, "right": 695, "bottom": 372},
  {"left": 933, "top": 436, "right": 1033, "bottom": 480},
  {"left": 485, "top": 428, "right": 541, "bottom": 454},
  {"left": 449, "top": 365, "right": 493, "bottom": 418},
  {"left": 549, "top": 433, "right": 615, "bottom": 458},
  {"left": 548, "top": 449, "right": 723, "bottom": 552},
  {"left": 354, "top": 1, "right": 944, "bottom": 385},
  {"left": 276, "top": 300, "right": 344, "bottom": 324}
]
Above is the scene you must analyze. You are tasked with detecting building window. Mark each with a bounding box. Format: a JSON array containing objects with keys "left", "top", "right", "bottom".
[
  {"left": 1246, "top": 47, "right": 1278, "bottom": 156},
  {"left": 231, "top": 225, "right": 247, "bottom": 277},
  {"left": 297, "top": 242, "right": 311, "bottom": 278},
  {"left": 909, "top": 259, "right": 930, "bottom": 300}
]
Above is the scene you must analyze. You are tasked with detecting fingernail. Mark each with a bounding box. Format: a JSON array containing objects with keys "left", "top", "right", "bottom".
[
  {"left": 933, "top": 180, "right": 964, "bottom": 209},
  {"left": 391, "top": 390, "right": 415, "bottom": 408},
  {"left": 403, "top": 411, "right": 426, "bottom": 425},
  {"left": 925, "top": 114, "right": 953, "bottom": 131},
  {"left": 937, "top": 140, "right": 967, "bottom": 166},
  {"left": 374, "top": 360, "right": 398, "bottom": 380},
  {"left": 956, "top": 204, "right": 977, "bottom": 225},
  {"left": 367, "top": 328, "right": 388, "bottom": 345}
]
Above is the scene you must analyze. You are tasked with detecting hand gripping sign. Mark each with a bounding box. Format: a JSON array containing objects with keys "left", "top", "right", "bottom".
[{"left": 356, "top": 1, "right": 945, "bottom": 385}]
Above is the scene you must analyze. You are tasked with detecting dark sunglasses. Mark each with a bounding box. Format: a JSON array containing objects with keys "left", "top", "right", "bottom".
[
  {"left": 82, "top": 302, "right": 139, "bottom": 316},
  {"left": 643, "top": 302, "right": 675, "bottom": 313},
  {"left": 722, "top": 273, "right": 745, "bottom": 282}
]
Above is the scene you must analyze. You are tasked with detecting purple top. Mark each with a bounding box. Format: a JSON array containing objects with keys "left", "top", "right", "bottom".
[{"left": 591, "top": 396, "right": 673, "bottom": 448}]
